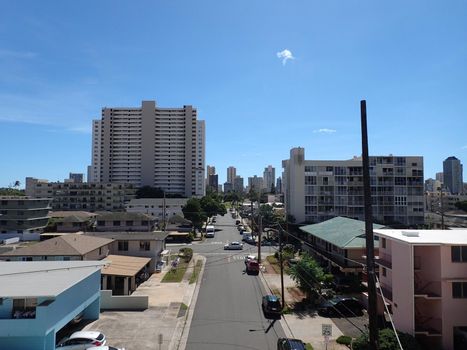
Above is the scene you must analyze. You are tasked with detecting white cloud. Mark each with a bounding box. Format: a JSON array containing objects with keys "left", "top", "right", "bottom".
[
  {"left": 313, "top": 128, "right": 337, "bottom": 134},
  {"left": 276, "top": 49, "right": 295, "bottom": 65}
]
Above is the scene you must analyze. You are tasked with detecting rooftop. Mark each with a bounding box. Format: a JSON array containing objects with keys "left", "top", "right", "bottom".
[
  {"left": 85, "top": 231, "right": 169, "bottom": 241},
  {"left": 101, "top": 255, "right": 151, "bottom": 277},
  {"left": 0, "top": 234, "right": 114, "bottom": 257},
  {"left": 300, "top": 216, "right": 385, "bottom": 249},
  {"left": 0, "top": 261, "right": 105, "bottom": 298},
  {"left": 96, "top": 212, "right": 154, "bottom": 221},
  {"left": 375, "top": 229, "right": 467, "bottom": 245},
  {"left": 50, "top": 211, "right": 97, "bottom": 219}
]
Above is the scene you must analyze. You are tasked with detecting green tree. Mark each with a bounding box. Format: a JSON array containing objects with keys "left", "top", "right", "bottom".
[
  {"left": 289, "top": 253, "right": 333, "bottom": 298},
  {"left": 455, "top": 200, "right": 467, "bottom": 212},
  {"left": 182, "top": 198, "right": 206, "bottom": 231},
  {"left": 200, "top": 195, "right": 227, "bottom": 218},
  {"left": 352, "top": 328, "right": 421, "bottom": 350},
  {"left": 0, "top": 188, "right": 25, "bottom": 196},
  {"left": 259, "top": 204, "right": 276, "bottom": 226}
]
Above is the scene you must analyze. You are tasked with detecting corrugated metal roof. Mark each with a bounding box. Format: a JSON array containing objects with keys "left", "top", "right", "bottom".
[
  {"left": 101, "top": 255, "right": 151, "bottom": 277},
  {"left": 299, "top": 216, "right": 384, "bottom": 249}
]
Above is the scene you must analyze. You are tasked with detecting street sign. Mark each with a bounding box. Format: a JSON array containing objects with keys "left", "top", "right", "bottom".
[{"left": 322, "top": 324, "right": 332, "bottom": 337}]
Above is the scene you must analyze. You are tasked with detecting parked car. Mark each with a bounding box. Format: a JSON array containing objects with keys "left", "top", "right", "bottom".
[
  {"left": 277, "top": 338, "right": 306, "bottom": 350},
  {"left": 246, "top": 260, "right": 260, "bottom": 275},
  {"left": 262, "top": 295, "right": 282, "bottom": 319},
  {"left": 237, "top": 224, "right": 245, "bottom": 231},
  {"left": 317, "top": 296, "right": 364, "bottom": 317},
  {"left": 155, "top": 261, "right": 165, "bottom": 273},
  {"left": 87, "top": 347, "right": 124, "bottom": 350},
  {"left": 242, "top": 235, "right": 256, "bottom": 245},
  {"left": 224, "top": 241, "right": 244, "bottom": 250},
  {"left": 56, "top": 331, "right": 106, "bottom": 349},
  {"left": 244, "top": 255, "right": 257, "bottom": 263}
]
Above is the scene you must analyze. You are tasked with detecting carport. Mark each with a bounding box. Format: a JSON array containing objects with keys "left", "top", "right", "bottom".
[{"left": 101, "top": 255, "right": 151, "bottom": 296}]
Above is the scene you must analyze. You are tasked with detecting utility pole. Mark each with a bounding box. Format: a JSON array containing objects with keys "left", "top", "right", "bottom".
[
  {"left": 257, "top": 214, "right": 262, "bottom": 263},
  {"left": 163, "top": 190, "right": 166, "bottom": 233},
  {"left": 439, "top": 186, "right": 445, "bottom": 229},
  {"left": 279, "top": 228, "right": 285, "bottom": 310},
  {"left": 360, "top": 100, "right": 378, "bottom": 350}
]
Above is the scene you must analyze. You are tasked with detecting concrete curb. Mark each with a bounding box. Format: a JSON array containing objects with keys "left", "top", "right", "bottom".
[{"left": 169, "top": 254, "right": 206, "bottom": 350}]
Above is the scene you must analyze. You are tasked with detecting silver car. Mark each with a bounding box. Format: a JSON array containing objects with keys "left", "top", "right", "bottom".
[{"left": 224, "top": 241, "right": 244, "bottom": 250}]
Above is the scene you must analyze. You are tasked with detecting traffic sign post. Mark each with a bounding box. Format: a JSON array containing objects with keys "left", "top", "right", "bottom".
[
  {"left": 158, "top": 333, "right": 163, "bottom": 350},
  {"left": 322, "top": 324, "right": 332, "bottom": 350}
]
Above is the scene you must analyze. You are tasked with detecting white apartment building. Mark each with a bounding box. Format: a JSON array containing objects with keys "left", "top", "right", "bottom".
[
  {"left": 125, "top": 198, "right": 188, "bottom": 222},
  {"left": 263, "top": 165, "right": 276, "bottom": 192},
  {"left": 282, "top": 147, "right": 424, "bottom": 226},
  {"left": 88, "top": 100, "right": 205, "bottom": 197},
  {"left": 227, "top": 166, "right": 236, "bottom": 185}
]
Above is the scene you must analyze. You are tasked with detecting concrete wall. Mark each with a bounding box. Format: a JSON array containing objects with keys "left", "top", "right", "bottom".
[
  {"left": 391, "top": 240, "right": 415, "bottom": 334},
  {"left": 100, "top": 290, "right": 148, "bottom": 311}
]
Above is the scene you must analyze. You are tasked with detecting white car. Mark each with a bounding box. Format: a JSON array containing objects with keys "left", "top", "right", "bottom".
[
  {"left": 56, "top": 331, "right": 106, "bottom": 349},
  {"left": 244, "top": 255, "right": 257, "bottom": 263},
  {"left": 224, "top": 241, "right": 244, "bottom": 250},
  {"left": 87, "top": 347, "right": 124, "bottom": 350}
]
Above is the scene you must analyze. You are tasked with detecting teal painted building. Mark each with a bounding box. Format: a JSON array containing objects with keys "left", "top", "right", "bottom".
[{"left": 0, "top": 261, "right": 104, "bottom": 350}]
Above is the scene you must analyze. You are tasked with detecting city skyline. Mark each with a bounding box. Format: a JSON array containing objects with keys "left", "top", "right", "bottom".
[{"left": 1, "top": 1, "right": 467, "bottom": 187}]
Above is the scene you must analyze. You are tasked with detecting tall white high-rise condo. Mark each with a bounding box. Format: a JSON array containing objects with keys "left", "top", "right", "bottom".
[
  {"left": 227, "top": 166, "right": 236, "bottom": 184},
  {"left": 88, "top": 100, "right": 205, "bottom": 197}
]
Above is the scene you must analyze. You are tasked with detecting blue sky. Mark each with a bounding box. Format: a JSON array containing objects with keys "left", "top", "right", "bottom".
[{"left": 1, "top": 0, "right": 466, "bottom": 187}]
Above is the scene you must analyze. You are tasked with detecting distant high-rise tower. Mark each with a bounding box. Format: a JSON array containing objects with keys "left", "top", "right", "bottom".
[
  {"left": 276, "top": 177, "right": 282, "bottom": 194},
  {"left": 89, "top": 100, "right": 205, "bottom": 197},
  {"left": 227, "top": 166, "right": 236, "bottom": 185},
  {"left": 443, "top": 156, "right": 463, "bottom": 194},
  {"left": 436, "top": 172, "right": 444, "bottom": 183},
  {"left": 234, "top": 176, "right": 244, "bottom": 193},
  {"left": 263, "top": 165, "right": 276, "bottom": 193}
]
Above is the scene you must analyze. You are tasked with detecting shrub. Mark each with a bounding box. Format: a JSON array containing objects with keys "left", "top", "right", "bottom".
[
  {"left": 179, "top": 247, "right": 193, "bottom": 263},
  {"left": 336, "top": 335, "right": 352, "bottom": 346},
  {"left": 352, "top": 329, "right": 421, "bottom": 350}
]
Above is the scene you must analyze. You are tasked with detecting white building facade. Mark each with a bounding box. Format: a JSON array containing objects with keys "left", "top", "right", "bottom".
[
  {"left": 88, "top": 100, "right": 205, "bottom": 197},
  {"left": 282, "top": 147, "right": 424, "bottom": 226}
]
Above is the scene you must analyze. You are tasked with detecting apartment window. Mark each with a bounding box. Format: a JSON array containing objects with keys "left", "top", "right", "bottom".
[
  {"left": 113, "top": 220, "right": 121, "bottom": 226},
  {"left": 382, "top": 238, "right": 386, "bottom": 249},
  {"left": 99, "top": 247, "right": 102, "bottom": 255},
  {"left": 139, "top": 241, "right": 150, "bottom": 251},
  {"left": 452, "top": 282, "right": 467, "bottom": 298},
  {"left": 451, "top": 246, "right": 467, "bottom": 262},
  {"left": 126, "top": 220, "right": 133, "bottom": 226},
  {"left": 97, "top": 220, "right": 105, "bottom": 226},
  {"left": 118, "top": 241, "right": 129, "bottom": 251},
  {"left": 382, "top": 267, "right": 387, "bottom": 277}
]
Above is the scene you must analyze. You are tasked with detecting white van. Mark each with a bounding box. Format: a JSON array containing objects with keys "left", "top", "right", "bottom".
[{"left": 205, "top": 225, "right": 215, "bottom": 238}]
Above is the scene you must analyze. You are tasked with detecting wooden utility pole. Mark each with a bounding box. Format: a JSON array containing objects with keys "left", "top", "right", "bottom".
[
  {"left": 279, "top": 228, "right": 285, "bottom": 309},
  {"left": 257, "top": 215, "right": 262, "bottom": 263},
  {"left": 361, "top": 100, "right": 378, "bottom": 350}
]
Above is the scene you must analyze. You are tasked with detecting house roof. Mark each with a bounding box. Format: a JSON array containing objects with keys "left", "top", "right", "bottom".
[
  {"left": 0, "top": 234, "right": 114, "bottom": 257},
  {"left": 96, "top": 212, "right": 154, "bottom": 221},
  {"left": 85, "top": 231, "right": 169, "bottom": 241},
  {"left": 56, "top": 215, "right": 91, "bottom": 223},
  {"left": 299, "top": 216, "right": 384, "bottom": 249},
  {"left": 0, "top": 261, "right": 105, "bottom": 298},
  {"left": 49, "top": 211, "right": 97, "bottom": 219},
  {"left": 101, "top": 255, "right": 151, "bottom": 277},
  {"left": 374, "top": 229, "right": 467, "bottom": 245},
  {"left": 167, "top": 214, "right": 191, "bottom": 225}
]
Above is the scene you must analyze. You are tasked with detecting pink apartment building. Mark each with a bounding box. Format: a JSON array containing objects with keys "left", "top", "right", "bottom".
[{"left": 375, "top": 229, "right": 467, "bottom": 350}]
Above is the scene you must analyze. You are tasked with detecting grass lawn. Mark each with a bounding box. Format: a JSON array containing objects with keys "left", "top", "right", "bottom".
[
  {"left": 305, "top": 344, "right": 314, "bottom": 350},
  {"left": 266, "top": 255, "right": 282, "bottom": 274},
  {"left": 189, "top": 260, "right": 203, "bottom": 284},
  {"left": 161, "top": 261, "right": 188, "bottom": 282}
]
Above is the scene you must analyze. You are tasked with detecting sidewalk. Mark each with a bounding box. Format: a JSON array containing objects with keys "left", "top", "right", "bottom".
[
  {"left": 83, "top": 254, "right": 206, "bottom": 350},
  {"left": 260, "top": 260, "right": 348, "bottom": 350}
]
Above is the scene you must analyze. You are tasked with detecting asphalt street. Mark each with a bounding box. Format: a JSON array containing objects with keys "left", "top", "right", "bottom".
[{"left": 182, "top": 212, "right": 286, "bottom": 350}]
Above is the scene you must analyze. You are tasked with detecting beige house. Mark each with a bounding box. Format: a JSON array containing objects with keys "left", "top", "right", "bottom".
[
  {"left": 0, "top": 234, "right": 113, "bottom": 261},
  {"left": 95, "top": 212, "right": 155, "bottom": 232},
  {"left": 50, "top": 211, "right": 97, "bottom": 233},
  {"left": 85, "top": 231, "right": 168, "bottom": 271},
  {"left": 101, "top": 255, "right": 151, "bottom": 295}
]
